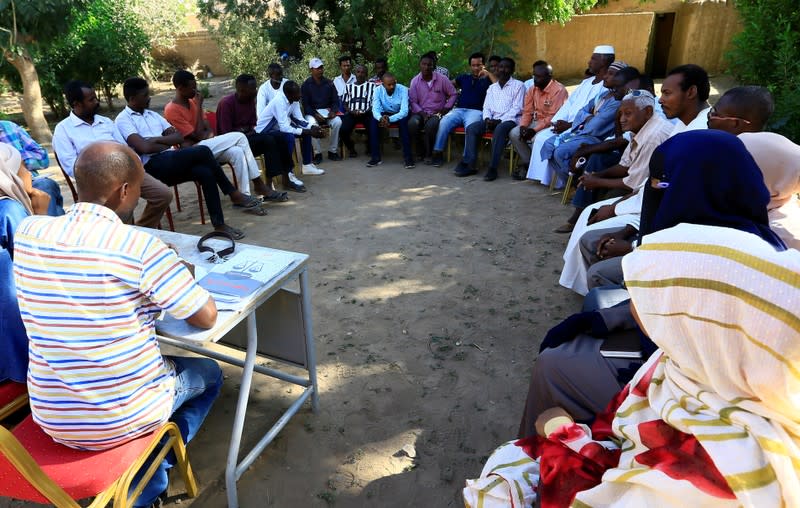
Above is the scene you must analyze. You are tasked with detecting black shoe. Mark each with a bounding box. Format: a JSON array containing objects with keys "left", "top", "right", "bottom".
[
  {"left": 366, "top": 159, "right": 383, "bottom": 167},
  {"left": 404, "top": 159, "right": 416, "bottom": 169},
  {"left": 313, "top": 152, "right": 323, "bottom": 165},
  {"left": 328, "top": 151, "right": 342, "bottom": 161},
  {"left": 454, "top": 164, "right": 477, "bottom": 177},
  {"left": 484, "top": 168, "right": 498, "bottom": 181},
  {"left": 286, "top": 181, "right": 307, "bottom": 193},
  {"left": 431, "top": 153, "right": 444, "bottom": 167}
]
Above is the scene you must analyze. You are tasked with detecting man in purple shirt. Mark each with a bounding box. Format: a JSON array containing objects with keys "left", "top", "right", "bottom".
[
  {"left": 408, "top": 54, "right": 457, "bottom": 164},
  {"left": 216, "top": 74, "right": 303, "bottom": 195}
]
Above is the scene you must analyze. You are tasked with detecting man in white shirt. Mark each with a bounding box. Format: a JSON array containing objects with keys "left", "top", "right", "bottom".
[
  {"left": 526, "top": 45, "right": 615, "bottom": 185},
  {"left": 332, "top": 55, "right": 355, "bottom": 106},
  {"left": 658, "top": 64, "right": 712, "bottom": 136},
  {"left": 256, "top": 80, "right": 327, "bottom": 175},
  {"left": 115, "top": 80, "right": 256, "bottom": 239},
  {"left": 454, "top": 57, "right": 525, "bottom": 182},
  {"left": 256, "top": 63, "right": 288, "bottom": 117},
  {"left": 52, "top": 80, "right": 172, "bottom": 229}
]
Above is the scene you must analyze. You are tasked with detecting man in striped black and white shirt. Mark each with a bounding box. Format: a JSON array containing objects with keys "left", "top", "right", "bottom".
[
  {"left": 340, "top": 65, "right": 375, "bottom": 158},
  {"left": 14, "top": 141, "right": 222, "bottom": 508}
]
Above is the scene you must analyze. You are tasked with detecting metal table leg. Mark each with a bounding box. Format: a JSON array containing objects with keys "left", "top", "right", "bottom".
[{"left": 300, "top": 269, "right": 319, "bottom": 412}]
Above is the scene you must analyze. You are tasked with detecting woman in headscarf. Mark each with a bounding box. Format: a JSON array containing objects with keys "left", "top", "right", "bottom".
[
  {"left": 518, "top": 130, "right": 786, "bottom": 439},
  {"left": 739, "top": 131, "right": 800, "bottom": 249},
  {"left": 0, "top": 141, "right": 50, "bottom": 382},
  {"left": 526, "top": 222, "right": 800, "bottom": 507}
]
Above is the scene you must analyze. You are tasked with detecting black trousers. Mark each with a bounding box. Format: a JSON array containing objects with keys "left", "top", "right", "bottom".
[
  {"left": 247, "top": 131, "right": 293, "bottom": 177},
  {"left": 407, "top": 113, "right": 441, "bottom": 158},
  {"left": 145, "top": 145, "right": 234, "bottom": 227},
  {"left": 340, "top": 112, "right": 371, "bottom": 152}
]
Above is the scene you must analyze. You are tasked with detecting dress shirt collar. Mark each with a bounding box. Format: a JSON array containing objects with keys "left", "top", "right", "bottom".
[
  {"left": 69, "top": 111, "right": 110, "bottom": 127},
  {"left": 70, "top": 202, "right": 123, "bottom": 224}
]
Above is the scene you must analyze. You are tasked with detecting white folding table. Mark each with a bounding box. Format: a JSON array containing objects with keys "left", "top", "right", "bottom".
[{"left": 145, "top": 229, "right": 319, "bottom": 508}]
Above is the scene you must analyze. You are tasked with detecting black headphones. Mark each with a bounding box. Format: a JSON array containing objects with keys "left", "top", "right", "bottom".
[{"left": 197, "top": 230, "right": 236, "bottom": 262}]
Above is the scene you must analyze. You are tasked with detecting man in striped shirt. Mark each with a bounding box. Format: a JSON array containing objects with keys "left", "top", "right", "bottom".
[
  {"left": 13, "top": 141, "right": 222, "bottom": 508},
  {"left": 339, "top": 65, "right": 375, "bottom": 158}
]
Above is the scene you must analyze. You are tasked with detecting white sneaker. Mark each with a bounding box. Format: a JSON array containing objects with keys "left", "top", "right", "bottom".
[
  {"left": 302, "top": 164, "right": 325, "bottom": 175},
  {"left": 288, "top": 172, "right": 304, "bottom": 186}
]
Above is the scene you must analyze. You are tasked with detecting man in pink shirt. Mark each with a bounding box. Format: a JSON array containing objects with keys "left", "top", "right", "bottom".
[{"left": 408, "top": 54, "right": 457, "bottom": 164}]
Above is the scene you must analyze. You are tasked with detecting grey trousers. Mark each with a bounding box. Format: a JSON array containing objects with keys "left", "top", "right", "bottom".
[
  {"left": 518, "top": 304, "right": 640, "bottom": 439},
  {"left": 578, "top": 227, "right": 627, "bottom": 291}
]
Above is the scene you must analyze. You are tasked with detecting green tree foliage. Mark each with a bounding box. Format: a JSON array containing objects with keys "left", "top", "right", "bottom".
[
  {"left": 214, "top": 16, "right": 277, "bottom": 82},
  {"left": 62, "top": 0, "right": 150, "bottom": 108},
  {"left": 388, "top": 0, "right": 515, "bottom": 84},
  {"left": 285, "top": 19, "right": 343, "bottom": 83},
  {"left": 726, "top": 0, "right": 800, "bottom": 142},
  {"left": 471, "top": 0, "right": 601, "bottom": 25},
  {"left": 0, "top": 0, "right": 86, "bottom": 140}
]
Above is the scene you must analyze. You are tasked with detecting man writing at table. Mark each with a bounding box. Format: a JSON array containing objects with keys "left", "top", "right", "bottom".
[{"left": 13, "top": 141, "right": 223, "bottom": 508}]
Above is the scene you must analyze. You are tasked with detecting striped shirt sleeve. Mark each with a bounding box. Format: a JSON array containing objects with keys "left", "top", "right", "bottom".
[{"left": 139, "top": 236, "right": 210, "bottom": 320}]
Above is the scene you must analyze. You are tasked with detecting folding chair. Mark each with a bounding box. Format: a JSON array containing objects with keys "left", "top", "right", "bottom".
[
  {"left": 0, "top": 417, "right": 198, "bottom": 508},
  {"left": 54, "top": 153, "right": 176, "bottom": 232},
  {"left": 0, "top": 381, "right": 27, "bottom": 424},
  {"left": 447, "top": 128, "right": 515, "bottom": 172}
]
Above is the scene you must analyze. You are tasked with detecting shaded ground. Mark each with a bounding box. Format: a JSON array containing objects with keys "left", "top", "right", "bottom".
[{"left": 1, "top": 75, "right": 735, "bottom": 508}]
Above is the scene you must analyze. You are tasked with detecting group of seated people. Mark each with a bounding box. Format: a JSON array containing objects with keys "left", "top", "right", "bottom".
[
  {"left": 492, "top": 46, "right": 800, "bottom": 507},
  {"left": 2, "top": 41, "right": 800, "bottom": 508}
]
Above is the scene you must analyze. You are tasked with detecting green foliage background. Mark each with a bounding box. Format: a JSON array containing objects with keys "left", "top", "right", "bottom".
[{"left": 726, "top": 0, "right": 800, "bottom": 142}]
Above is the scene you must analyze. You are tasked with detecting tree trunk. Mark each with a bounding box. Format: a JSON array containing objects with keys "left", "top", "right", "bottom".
[{"left": 4, "top": 47, "right": 53, "bottom": 144}]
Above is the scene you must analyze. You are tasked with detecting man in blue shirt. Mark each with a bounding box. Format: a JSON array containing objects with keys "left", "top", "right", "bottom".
[
  {"left": 369, "top": 73, "right": 414, "bottom": 168},
  {"left": 431, "top": 53, "right": 494, "bottom": 167},
  {"left": 540, "top": 62, "right": 627, "bottom": 182}
]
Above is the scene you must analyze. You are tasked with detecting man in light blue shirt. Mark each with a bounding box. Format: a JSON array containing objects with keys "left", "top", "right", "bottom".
[{"left": 369, "top": 73, "right": 413, "bottom": 168}]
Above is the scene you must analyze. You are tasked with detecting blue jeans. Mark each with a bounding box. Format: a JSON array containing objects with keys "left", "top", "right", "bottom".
[
  {"left": 462, "top": 120, "right": 516, "bottom": 170},
  {"left": 571, "top": 151, "right": 623, "bottom": 209},
  {"left": 544, "top": 134, "right": 602, "bottom": 180},
  {"left": 279, "top": 131, "right": 313, "bottom": 165},
  {"left": 433, "top": 108, "right": 483, "bottom": 152},
  {"left": 32, "top": 176, "right": 65, "bottom": 216},
  {"left": 133, "top": 356, "right": 223, "bottom": 507},
  {"left": 369, "top": 115, "right": 412, "bottom": 161}
]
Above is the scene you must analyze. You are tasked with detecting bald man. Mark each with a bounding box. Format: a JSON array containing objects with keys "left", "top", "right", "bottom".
[{"left": 13, "top": 141, "right": 222, "bottom": 508}]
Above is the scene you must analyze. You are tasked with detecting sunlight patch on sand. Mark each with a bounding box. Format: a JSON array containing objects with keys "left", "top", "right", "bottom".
[{"left": 353, "top": 279, "right": 437, "bottom": 300}]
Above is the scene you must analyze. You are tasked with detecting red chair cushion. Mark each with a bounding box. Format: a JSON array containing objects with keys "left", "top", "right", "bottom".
[
  {"left": 354, "top": 123, "right": 365, "bottom": 130},
  {"left": 0, "top": 381, "right": 26, "bottom": 406},
  {"left": 454, "top": 127, "right": 466, "bottom": 134},
  {"left": 205, "top": 111, "right": 217, "bottom": 135},
  {"left": 0, "top": 415, "right": 161, "bottom": 503},
  {"left": 481, "top": 131, "right": 494, "bottom": 139}
]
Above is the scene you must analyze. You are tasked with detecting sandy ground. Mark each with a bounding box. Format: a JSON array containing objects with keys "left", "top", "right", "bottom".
[{"left": 0, "top": 74, "right": 735, "bottom": 508}]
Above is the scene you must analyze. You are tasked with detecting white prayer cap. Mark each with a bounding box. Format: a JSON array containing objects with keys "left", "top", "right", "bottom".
[
  {"left": 593, "top": 45, "right": 615, "bottom": 55},
  {"left": 309, "top": 58, "right": 324, "bottom": 69}
]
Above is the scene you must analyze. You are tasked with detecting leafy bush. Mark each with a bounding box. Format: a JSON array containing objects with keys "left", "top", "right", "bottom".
[
  {"left": 285, "top": 19, "right": 344, "bottom": 84},
  {"left": 387, "top": 1, "right": 514, "bottom": 84},
  {"left": 214, "top": 17, "right": 277, "bottom": 82},
  {"left": 726, "top": 1, "right": 800, "bottom": 142}
]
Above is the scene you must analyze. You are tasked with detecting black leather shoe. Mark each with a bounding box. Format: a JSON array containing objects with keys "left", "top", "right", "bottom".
[
  {"left": 484, "top": 168, "right": 498, "bottom": 181},
  {"left": 313, "top": 152, "right": 323, "bottom": 164},
  {"left": 328, "top": 151, "right": 342, "bottom": 161},
  {"left": 454, "top": 165, "right": 477, "bottom": 177}
]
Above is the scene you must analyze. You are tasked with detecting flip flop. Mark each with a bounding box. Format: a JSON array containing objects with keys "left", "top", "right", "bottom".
[
  {"left": 262, "top": 190, "right": 289, "bottom": 202},
  {"left": 216, "top": 224, "right": 246, "bottom": 240},
  {"left": 240, "top": 205, "right": 268, "bottom": 216},
  {"left": 232, "top": 195, "right": 262, "bottom": 209}
]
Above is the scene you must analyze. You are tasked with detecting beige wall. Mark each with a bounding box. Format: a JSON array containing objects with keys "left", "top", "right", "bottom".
[
  {"left": 507, "top": 12, "right": 655, "bottom": 78},
  {"left": 164, "top": 31, "right": 228, "bottom": 76},
  {"left": 507, "top": 0, "right": 741, "bottom": 79}
]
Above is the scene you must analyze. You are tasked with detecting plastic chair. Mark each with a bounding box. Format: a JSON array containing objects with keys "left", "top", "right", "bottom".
[
  {"left": 0, "top": 417, "right": 198, "bottom": 508},
  {"left": 54, "top": 153, "right": 176, "bottom": 232},
  {"left": 447, "top": 128, "right": 515, "bottom": 172},
  {"left": 0, "top": 381, "right": 27, "bottom": 423}
]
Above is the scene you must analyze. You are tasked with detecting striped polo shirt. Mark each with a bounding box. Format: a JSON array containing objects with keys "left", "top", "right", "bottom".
[
  {"left": 343, "top": 81, "right": 375, "bottom": 114},
  {"left": 13, "top": 202, "right": 209, "bottom": 450}
]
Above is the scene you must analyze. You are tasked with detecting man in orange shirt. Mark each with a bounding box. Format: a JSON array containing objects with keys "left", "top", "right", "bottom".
[
  {"left": 509, "top": 61, "right": 568, "bottom": 180},
  {"left": 164, "top": 70, "right": 272, "bottom": 203}
]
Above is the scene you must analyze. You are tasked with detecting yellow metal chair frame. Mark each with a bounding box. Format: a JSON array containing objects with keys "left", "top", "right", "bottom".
[{"left": 0, "top": 421, "right": 197, "bottom": 508}]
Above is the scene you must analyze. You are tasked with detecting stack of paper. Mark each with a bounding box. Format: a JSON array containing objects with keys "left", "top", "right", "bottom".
[{"left": 197, "top": 248, "right": 298, "bottom": 304}]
